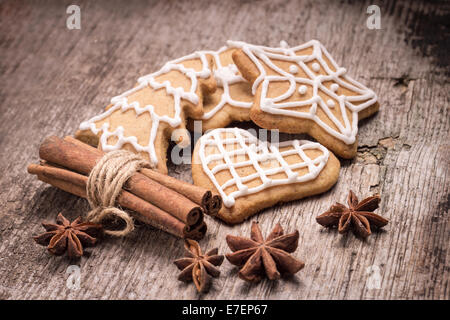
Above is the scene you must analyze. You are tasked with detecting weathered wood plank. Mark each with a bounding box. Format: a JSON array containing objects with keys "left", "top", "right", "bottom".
[{"left": 0, "top": 0, "right": 448, "bottom": 299}]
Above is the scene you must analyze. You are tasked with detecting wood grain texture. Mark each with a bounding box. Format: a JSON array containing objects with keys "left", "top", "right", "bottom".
[{"left": 0, "top": 0, "right": 448, "bottom": 300}]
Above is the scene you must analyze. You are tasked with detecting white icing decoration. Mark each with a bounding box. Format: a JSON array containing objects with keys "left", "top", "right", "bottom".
[
  {"left": 213, "top": 64, "right": 239, "bottom": 87},
  {"left": 331, "top": 83, "right": 339, "bottom": 92},
  {"left": 227, "top": 40, "right": 378, "bottom": 144},
  {"left": 280, "top": 40, "right": 289, "bottom": 48},
  {"left": 201, "top": 46, "right": 252, "bottom": 120},
  {"left": 327, "top": 99, "right": 335, "bottom": 107},
  {"left": 289, "top": 65, "right": 299, "bottom": 74},
  {"left": 79, "top": 51, "right": 211, "bottom": 166},
  {"left": 298, "top": 85, "right": 307, "bottom": 95},
  {"left": 198, "top": 128, "right": 329, "bottom": 208},
  {"left": 312, "top": 62, "right": 320, "bottom": 72}
]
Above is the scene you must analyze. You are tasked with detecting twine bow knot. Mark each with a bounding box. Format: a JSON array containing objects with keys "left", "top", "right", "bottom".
[{"left": 86, "top": 150, "right": 150, "bottom": 236}]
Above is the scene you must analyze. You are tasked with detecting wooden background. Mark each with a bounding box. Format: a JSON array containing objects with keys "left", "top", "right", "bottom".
[{"left": 0, "top": 0, "right": 448, "bottom": 300}]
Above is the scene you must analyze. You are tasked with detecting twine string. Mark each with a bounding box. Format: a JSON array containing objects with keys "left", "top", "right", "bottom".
[{"left": 86, "top": 150, "right": 149, "bottom": 236}]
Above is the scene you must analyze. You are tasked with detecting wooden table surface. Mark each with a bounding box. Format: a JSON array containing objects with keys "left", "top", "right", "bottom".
[{"left": 0, "top": 0, "right": 448, "bottom": 300}]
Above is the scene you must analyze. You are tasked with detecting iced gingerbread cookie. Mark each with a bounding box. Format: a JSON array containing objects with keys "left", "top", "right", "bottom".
[
  {"left": 188, "top": 45, "right": 253, "bottom": 132},
  {"left": 76, "top": 51, "right": 216, "bottom": 174},
  {"left": 192, "top": 128, "right": 340, "bottom": 224},
  {"left": 231, "top": 40, "right": 380, "bottom": 159}
]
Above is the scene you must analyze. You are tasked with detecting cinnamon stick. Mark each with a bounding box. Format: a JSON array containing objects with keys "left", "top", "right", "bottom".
[
  {"left": 140, "top": 167, "right": 222, "bottom": 217},
  {"left": 39, "top": 136, "right": 202, "bottom": 226},
  {"left": 203, "top": 192, "right": 222, "bottom": 217},
  {"left": 64, "top": 136, "right": 222, "bottom": 216},
  {"left": 28, "top": 163, "right": 206, "bottom": 240}
]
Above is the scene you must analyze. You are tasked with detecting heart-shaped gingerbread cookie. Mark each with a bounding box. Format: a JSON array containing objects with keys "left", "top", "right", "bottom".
[{"left": 192, "top": 128, "right": 340, "bottom": 223}]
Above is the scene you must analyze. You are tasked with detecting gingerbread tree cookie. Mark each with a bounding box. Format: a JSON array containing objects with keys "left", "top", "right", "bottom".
[
  {"left": 76, "top": 51, "right": 216, "bottom": 174},
  {"left": 231, "top": 40, "right": 379, "bottom": 159}
]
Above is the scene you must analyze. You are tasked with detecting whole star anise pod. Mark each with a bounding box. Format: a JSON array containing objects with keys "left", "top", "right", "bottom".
[
  {"left": 316, "top": 190, "right": 389, "bottom": 238},
  {"left": 33, "top": 212, "right": 103, "bottom": 258},
  {"left": 225, "top": 222, "right": 305, "bottom": 282},
  {"left": 173, "top": 239, "right": 224, "bottom": 293}
]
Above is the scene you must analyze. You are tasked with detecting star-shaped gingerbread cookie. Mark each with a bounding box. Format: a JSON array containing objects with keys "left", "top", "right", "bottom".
[{"left": 231, "top": 40, "right": 379, "bottom": 159}]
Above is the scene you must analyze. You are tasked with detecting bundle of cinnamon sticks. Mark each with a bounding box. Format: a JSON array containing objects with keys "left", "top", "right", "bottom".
[{"left": 27, "top": 136, "right": 222, "bottom": 240}]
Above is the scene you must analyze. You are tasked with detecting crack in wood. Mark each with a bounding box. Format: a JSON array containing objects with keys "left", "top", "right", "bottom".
[{"left": 356, "top": 135, "right": 401, "bottom": 165}]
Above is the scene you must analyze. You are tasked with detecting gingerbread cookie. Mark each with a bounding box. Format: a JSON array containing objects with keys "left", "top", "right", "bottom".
[
  {"left": 230, "top": 40, "right": 379, "bottom": 159},
  {"left": 188, "top": 45, "right": 253, "bottom": 132},
  {"left": 192, "top": 128, "right": 340, "bottom": 224},
  {"left": 76, "top": 51, "right": 216, "bottom": 174}
]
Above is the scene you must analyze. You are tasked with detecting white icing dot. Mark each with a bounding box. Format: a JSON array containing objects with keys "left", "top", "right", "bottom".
[
  {"left": 327, "top": 99, "right": 335, "bottom": 107},
  {"left": 214, "top": 64, "right": 239, "bottom": 87},
  {"left": 289, "top": 65, "right": 298, "bottom": 74},
  {"left": 280, "top": 40, "right": 289, "bottom": 48},
  {"left": 312, "top": 63, "right": 320, "bottom": 72},
  {"left": 331, "top": 84, "right": 339, "bottom": 92},
  {"left": 298, "top": 85, "right": 307, "bottom": 95}
]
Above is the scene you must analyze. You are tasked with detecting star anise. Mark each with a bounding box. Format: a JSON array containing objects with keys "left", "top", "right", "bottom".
[
  {"left": 225, "top": 222, "right": 305, "bottom": 282},
  {"left": 173, "top": 239, "right": 224, "bottom": 293},
  {"left": 33, "top": 212, "right": 103, "bottom": 259},
  {"left": 316, "top": 190, "right": 389, "bottom": 238}
]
